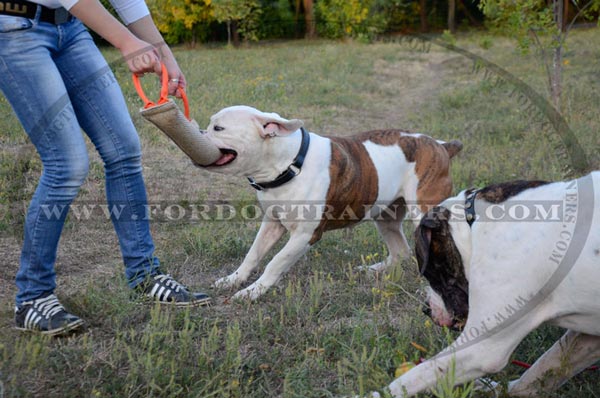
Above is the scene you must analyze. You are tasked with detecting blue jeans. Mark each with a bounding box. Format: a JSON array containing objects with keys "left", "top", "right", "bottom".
[{"left": 0, "top": 11, "right": 160, "bottom": 305}]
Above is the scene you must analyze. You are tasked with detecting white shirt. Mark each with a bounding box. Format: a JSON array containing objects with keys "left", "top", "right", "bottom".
[{"left": 30, "top": 0, "right": 150, "bottom": 25}]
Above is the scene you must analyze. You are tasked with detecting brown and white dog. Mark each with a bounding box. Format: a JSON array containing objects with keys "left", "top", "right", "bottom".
[
  {"left": 370, "top": 172, "right": 600, "bottom": 397},
  {"left": 200, "top": 105, "right": 462, "bottom": 300}
]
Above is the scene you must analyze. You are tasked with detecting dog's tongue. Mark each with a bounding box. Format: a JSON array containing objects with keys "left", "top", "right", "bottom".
[{"left": 214, "top": 152, "right": 235, "bottom": 166}]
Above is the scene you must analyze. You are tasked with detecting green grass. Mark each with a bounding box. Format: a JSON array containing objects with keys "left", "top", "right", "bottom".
[{"left": 1, "top": 28, "right": 599, "bottom": 397}]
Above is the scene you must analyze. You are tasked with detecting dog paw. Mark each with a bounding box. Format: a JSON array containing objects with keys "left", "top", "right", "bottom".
[
  {"left": 232, "top": 283, "right": 265, "bottom": 301},
  {"left": 473, "top": 377, "right": 499, "bottom": 394},
  {"left": 357, "top": 262, "right": 389, "bottom": 273},
  {"left": 214, "top": 275, "right": 241, "bottom": 289},
  {"left": 353, "top": 393, "right": 381, "bottom": 398}
]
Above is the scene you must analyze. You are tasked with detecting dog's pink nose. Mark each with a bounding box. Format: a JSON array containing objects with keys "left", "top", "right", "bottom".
[{"left": 428, "top": 298, "right": 454, "bottom": 328}]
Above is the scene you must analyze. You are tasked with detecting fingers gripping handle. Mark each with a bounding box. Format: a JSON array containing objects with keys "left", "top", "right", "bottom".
[
  {"left": 132, "top": 64, "right": 221, "bottom": 166},
  {"left": 132, "top": 63, "right": 190, "bottom": 120}
]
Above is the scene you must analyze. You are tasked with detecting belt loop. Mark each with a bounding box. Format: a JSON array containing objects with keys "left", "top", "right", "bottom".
[
  {"left": 54, "top": 7, "right": 70, "bottom": 24},
  {"left": 33, "top": 4, "right": 42, "bottom": 23}
]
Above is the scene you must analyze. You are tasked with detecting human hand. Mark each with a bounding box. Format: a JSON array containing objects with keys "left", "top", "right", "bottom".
[
  {"left": 120, "top": 37, "right": 161, "bottom": 76},
  {"left": 162, "top": 56, "right": 187, "bottom": 98}
]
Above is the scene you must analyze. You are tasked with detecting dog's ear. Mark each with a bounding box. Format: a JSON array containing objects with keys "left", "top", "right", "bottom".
[
  {"left": 415, "top": 222, "right": 432, "bottom": 275},
  {"left": 441, "top": 140, "right": 463, "bottom": 159},
  {"left": 415, "top": 206, "right": 449, "bottom": 275},
  {"left": 253, "top": 111, "right": 304, "bottom": 138}
]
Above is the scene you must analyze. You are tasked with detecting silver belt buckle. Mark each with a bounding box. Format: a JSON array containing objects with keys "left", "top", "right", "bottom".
[{"left": 54, "top": 7, "right": 70, "bottom": 24}]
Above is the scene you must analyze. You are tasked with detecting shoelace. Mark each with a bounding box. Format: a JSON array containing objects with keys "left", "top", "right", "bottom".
[
  {"left": 154, "top": 274, "right": 185, "bottom": 293},
  {"left": 33, "top": 294, "right": 64, "bottom": 319}
]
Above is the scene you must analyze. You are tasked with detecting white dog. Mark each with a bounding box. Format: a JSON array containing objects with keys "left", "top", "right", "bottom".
[
  {"left": 371, "top": 172, "right": 600, "bottom": 397},
  {"left": 200, "top": 106, "right": 462, "bottom": 300}
]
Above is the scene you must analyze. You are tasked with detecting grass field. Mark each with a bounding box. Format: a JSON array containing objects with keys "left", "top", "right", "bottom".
[{"left": 1, "top": 28, "right": 599, "bottom": 397}]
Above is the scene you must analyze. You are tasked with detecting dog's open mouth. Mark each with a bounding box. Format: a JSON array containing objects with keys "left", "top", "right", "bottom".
[{"left": 210, "top": 148, "right": 238, "bottom": 167}]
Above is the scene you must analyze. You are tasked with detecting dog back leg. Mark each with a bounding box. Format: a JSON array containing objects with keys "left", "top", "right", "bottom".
[
  {"left": 508, "top": 330, "right": 600, "bottom": 397},
  {"left": 214, "top": 216, "right": 286, "bottom": 289},
  {"left": 232, "top": 232, "right": 313, "bottom": 301},
  {"left": 367, "top": 218, "right": 411, "bottom": 273}
]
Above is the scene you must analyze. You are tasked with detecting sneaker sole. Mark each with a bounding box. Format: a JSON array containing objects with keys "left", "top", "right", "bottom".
[
  {"left": 137, "top": 296, "right": 212, "bottom": 308},
  {"left": 15, "top": 318, "right": 85, "bottom": 337},
  {"left": 163, "top": 296, "right": 212, "bottom": 308}
]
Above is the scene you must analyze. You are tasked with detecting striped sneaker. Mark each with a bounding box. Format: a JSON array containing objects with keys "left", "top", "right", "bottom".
[
  {"left": 15, "top": 294, "right": 84, "bottom": 336},
  {"left": 139, "top": 274, "right": 211, "bottom": 307}
]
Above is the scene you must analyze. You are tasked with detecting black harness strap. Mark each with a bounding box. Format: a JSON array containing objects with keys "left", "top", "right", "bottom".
[{"left": 464, "top": 188, "right": 480, "bottom": 227}]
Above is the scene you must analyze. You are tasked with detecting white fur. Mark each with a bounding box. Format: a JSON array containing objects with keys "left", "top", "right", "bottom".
[{"left": 362, "top": 142, "right": 415, "bottom": 207}]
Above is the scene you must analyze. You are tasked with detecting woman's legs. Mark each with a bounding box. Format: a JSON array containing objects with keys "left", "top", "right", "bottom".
[
  {"left": 0, "top": 18, "right": 89, "bottom": 305},
  {"left": 2, "top": 17, "right": 206, "bottom": 311},
  {"left": 53, "top": 21, "right": 160, "bottom": 287}
]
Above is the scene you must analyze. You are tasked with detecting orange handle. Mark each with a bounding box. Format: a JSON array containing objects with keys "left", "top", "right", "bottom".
[{"left": 132, "top": 63, "right": 191, "bottom": 120}]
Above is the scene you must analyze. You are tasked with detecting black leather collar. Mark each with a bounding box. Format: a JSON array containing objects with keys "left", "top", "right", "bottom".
[
  {"left": 247, "top": 127, "right": 310, "bottom": 191},
  {"left": 464, "top": 188, "right": 479, "bottom": 227}
]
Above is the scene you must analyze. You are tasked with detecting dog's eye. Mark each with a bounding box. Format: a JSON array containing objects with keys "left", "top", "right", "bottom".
[{"left": 214, "top": 125, "right": 225, "bottom": 132}]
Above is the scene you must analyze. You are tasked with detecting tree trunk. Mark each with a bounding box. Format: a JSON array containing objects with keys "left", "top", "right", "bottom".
[
  {"left": 419, "top": 0, "right": 428, "bottom": 32},
  {"left": 551, "top": 0, "right": 564, "bottom": 109},
  {"left": 551, "top": 45, "right": 562, "bottom": 109},
  {"left": 191, "top": 31, "right": 197, "bottom": 49},
  {"left": 458, "top": 0, "right": 480, "bottom": 26},
  {"left": 294, "top": 0, "right": 302, "bottom": 38},
  {"left": 232, "top": 20, "right": 240, "bottom": 47},
  {"left": 448, "top": 0, "right": 456, "bottom": 33},
  {"left": 226, "top": 20, "right": 232, "bottom": 46},
  {"left": 303, "top": 0, "right": 315, "bottom": 38},
  {"left": 563, "top": 0, "right": 569, "bottom": 32}
]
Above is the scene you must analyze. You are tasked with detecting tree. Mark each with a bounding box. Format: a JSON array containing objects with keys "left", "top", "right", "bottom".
[
  {"left": 303, "top": 0, "right": 316, "bottom": 38},
  {"left": 146, "top": 0, "right": 213, "bottom": 46},
  {"left": 419, "top": 0, "right": 429, "bottom": 32},
  {"left": 479, "top": 0, "right": 600, "bottom": 109},
  {"left": 293, "top": 0, "right": 318, "bottom": 38},
  {"left": 316, "top": 0, "right": 386, "bottom": 39},
  {"left": 212, "top": 0, "right": 262, "bottom": 45},
  {"left": 448, "top": 0, "right": 456, "bottom": 33}
]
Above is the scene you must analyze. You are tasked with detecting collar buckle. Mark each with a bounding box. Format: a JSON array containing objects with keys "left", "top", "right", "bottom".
[
  {"left": 288, "top": 164, "right": 301, "bottom": 177},
  {"left": 247, "top": 127, "right": 310, "bottom": 191},
  {"left": 247, "top": 178, "right": 264, "bottom": 191}
]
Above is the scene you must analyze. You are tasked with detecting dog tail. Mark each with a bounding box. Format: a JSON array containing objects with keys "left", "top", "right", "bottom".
[{"left": 442, "top": 140, "right": 463, "bottom": 159}]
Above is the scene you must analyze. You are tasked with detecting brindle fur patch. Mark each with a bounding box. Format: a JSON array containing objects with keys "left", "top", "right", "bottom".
[
  {"left": 309, "top": 130, "right": 461, "bottom": 244},
  {"left": 309, "top": 137, "right": 379, "bottom": 244},
  {"left": 474, "top": 180, "right": 550, "bottom": 203},
  {"left": 415, "top": 206, "right": 469, "bottom": 329}
]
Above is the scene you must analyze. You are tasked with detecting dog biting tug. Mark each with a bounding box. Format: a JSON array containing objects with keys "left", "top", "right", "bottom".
[
  {"left": 133, "top": 65, "right": 222, "bottom": 166},
  {"left": 139, "top": 100, "right": 222, "bottom": 166},
  {"left": 197, "top": 105, "right": 462, "bottom": 301}
]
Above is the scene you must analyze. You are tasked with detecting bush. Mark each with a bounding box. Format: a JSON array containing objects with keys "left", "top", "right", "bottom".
[
  {"left": 255, "top": 0, "right": 297, "bottom": 40},
  {"left": 147, "top": 0, "right": 213, "bottom": 45},
  {"left": 315, "top": 0, "right": 387, "bottom": 41}
]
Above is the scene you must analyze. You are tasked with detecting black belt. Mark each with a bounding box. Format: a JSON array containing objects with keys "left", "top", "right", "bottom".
[{"left": 0, "top": 0, "right": 72, "bottom": 24}]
